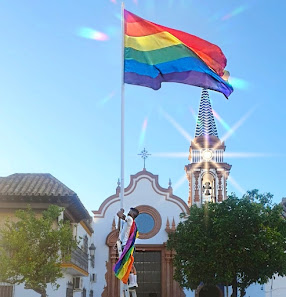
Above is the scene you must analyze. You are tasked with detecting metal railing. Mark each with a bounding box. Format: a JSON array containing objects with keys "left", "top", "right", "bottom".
[{"left": 69, "top": 246, "right": 88, "bottom": 273}]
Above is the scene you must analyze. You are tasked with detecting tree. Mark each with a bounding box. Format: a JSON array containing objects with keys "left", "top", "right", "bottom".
[
  {"left": 167, "top": 190, "right": 286, "bottom": 297},
  {"left": 0, "top": 205, "right": 78, "bottom": 297}
]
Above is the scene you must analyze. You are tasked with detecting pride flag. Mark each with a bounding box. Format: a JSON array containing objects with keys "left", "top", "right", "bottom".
[
  {"left": 124, "top": 10, "right": 233, "bottom": 98},
  {"left": 113, "top": 221, "right": 139, "bottom": 284}
]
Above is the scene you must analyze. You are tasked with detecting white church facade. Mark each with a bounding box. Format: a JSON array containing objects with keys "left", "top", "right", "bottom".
[
  {"left": 92, "top": 89, "right": 286, "bottom": 297},
  {"left": 0, "top": 89, "right": 286, "bottom": 297},
  {"left": 92, "top": 169, "right": 189, "bottom": 297}
]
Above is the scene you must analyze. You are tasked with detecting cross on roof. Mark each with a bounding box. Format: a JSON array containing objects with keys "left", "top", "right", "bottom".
[{"left": 138, "top": 148, "right": 151, "bottom": 169}]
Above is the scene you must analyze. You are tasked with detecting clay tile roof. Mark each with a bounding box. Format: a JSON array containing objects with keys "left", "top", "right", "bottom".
[
  {"left": 0, "top": 173, "right": 76, "bottom": 197},
  {"left": 0, "top": 173, "right": 91, "bottom": 223}
]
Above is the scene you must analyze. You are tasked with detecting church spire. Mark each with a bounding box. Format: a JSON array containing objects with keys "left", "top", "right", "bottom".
[
  {"left": 195, "top": 89, "right": 218, "bottom": 138},
  {"left": 185, "top": 88, "right": 232, "bottom": 207}
]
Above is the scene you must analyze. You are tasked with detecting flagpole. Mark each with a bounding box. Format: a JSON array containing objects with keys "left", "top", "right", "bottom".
[
  {"left": 120, "top": 1, "right": 125, "bottom": 211},
  {"left": 120, "top": 2, "right": 125, "bottom": 296}
]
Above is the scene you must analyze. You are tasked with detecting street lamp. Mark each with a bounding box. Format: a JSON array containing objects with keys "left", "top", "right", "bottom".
[
  {"left": 89, "top": 243, "right": 96, "bottom": 258},
  {"left": 89, "top": 243, "right": 96, "bottom": 268}
]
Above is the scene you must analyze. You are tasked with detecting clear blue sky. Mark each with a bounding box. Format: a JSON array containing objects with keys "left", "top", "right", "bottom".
[{"left": 0, "top": 0, "right": 285, "bottom": 212}]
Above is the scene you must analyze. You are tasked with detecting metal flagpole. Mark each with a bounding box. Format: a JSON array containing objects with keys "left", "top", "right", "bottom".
[
  {"left": 119, "top": 3, "right": 128, "bottom": 297},
  {"left": 120, "top": 1, "right": 125, "bottom": 212}
]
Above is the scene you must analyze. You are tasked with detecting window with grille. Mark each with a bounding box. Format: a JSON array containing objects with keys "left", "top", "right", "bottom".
[
  {"left": 89, "top": 290, "right": 93, "bottom": 297},
  {"left": 66, "top": 288, "right": 73, "bottom": 297}
]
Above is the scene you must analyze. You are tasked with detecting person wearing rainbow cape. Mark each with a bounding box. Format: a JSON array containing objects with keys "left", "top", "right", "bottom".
[{"left": 113, "top": 207, "right": 139, "bottom": 288}]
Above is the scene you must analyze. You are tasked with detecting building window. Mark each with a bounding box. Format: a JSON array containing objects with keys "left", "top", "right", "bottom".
[
  {"left": 66, "top": 288, "right": 73, "bottom": 297},
  {"left": 134, "top": 205, "right": 162, "bottom": 239},
  {"left": 83, "top": 235, "right": 88, "bottom": 254},
  {"left": 89, "top": 290, "right": 94, "bottom": 297},
  {"left": 135, "top": 213, "right": 155, "bottom": 234},
  {"left": 82, "top": 288, "right": 86, "bottom": 297},
  {"left": 91, "top": 254, "right": 95, "bottom": 268}
]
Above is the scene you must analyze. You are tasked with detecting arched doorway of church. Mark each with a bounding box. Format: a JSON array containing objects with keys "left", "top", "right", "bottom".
[{"left": 198, "top": 285, "right": 221, "bottom": 297}]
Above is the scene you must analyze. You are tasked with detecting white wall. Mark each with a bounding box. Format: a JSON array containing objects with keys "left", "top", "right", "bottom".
[
  {"left": 265, "top": 276, "right": 286, "bottom": 297},
  {"left": 12, "top": 221, "right": 96, "bottom": 297},
  {"left": 93, "top": 171, "right": 189, "bottom": 295}
]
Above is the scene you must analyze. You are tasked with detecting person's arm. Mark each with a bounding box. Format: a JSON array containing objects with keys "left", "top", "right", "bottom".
[
  {"left": 120, "top": 216, "right": 133, "bottom": 244},
  {"left": 117, "top": 208, "right": 126, "bottom": 221}
]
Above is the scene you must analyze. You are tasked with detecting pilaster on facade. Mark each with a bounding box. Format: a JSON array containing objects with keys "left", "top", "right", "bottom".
[
  {"left": 193, "top": 171, "right": 200, "bottom": 203},
  {"left": 217, "top": 172, "right": 223, "bottom": 202}
]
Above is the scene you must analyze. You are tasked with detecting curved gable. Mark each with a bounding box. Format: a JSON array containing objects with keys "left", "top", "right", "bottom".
[{"left": 92, "top": 169, "right": 189, "bottom": 218}]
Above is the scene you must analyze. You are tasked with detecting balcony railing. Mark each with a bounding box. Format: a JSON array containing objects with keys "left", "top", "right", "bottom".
[
  {"left": 62, "top": 246, "right": 89, "bottom": 276},
  {"left": 70, "top": 246, "right": 88, "bottom": 273}
]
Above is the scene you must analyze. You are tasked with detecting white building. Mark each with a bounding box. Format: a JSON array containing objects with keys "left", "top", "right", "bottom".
[
  {"left": 0, "top": 173, "right": 96, "bottom": 297},
  {"left": 92, "top": 89, "right": 286, "bottom": 297},
  {"left": 92, "top": 169, "right": 189, "bottom": 297}
]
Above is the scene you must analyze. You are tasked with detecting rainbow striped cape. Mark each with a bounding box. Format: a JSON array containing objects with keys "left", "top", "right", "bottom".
[
  {"left": 124, "top": 10, "right": 233, "bottom": 98},
  {"left": 113, "top": 220, "right": 139, "bottom": 284}
]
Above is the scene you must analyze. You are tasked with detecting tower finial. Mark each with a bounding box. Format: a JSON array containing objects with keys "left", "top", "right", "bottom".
[{"left": 195, "top": 89, "right": 218, "bottom": 138}]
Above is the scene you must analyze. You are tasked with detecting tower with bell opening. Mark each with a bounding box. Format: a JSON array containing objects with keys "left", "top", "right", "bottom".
[{"left": 185, "top": 89, "right": 232, "bottom": 207}]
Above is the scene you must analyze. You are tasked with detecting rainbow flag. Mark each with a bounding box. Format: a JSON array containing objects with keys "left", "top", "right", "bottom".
[
  {"left": 124, "top": 10, "right": 233, "bottom": 98},
  {"left": 113, "top": 221, "right": 139, "bottom": 284}
]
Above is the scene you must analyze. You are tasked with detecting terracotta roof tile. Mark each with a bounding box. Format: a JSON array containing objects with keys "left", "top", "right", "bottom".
[{"left": 0, "top": 173, "right": 76, "bottom": 196}]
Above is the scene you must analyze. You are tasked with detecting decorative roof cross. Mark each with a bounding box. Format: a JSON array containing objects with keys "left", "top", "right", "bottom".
[{"left": 138, "top": 148, "right": 151, "bottom": 169}]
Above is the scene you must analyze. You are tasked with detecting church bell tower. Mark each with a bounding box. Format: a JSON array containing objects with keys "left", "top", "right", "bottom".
[{"left": 185, "top": 89, "right": 232, "bottom": 207}]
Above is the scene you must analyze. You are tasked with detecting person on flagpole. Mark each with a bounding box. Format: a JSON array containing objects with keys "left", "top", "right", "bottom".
[
  {"left": 114, "top": 207, "right": 139, "bottom": 287},
  {"left": 117, "top": 208, "right": 138, "bottom": 248}
]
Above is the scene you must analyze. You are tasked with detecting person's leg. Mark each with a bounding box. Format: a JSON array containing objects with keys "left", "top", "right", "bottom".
[{"left": 128, "top": 265, "right": 138, "bottom": 288}]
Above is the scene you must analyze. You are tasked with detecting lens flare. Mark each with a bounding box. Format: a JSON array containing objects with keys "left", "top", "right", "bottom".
[
  {"left": 133, "top": 0, "right": 138, "bottom": 5},
  {"left": 110, "top": 0, "right": 117, "bottom": 3},
  {"left": 98, "top": 91, "right": 116, "bottom": 106},
  {"left": 222, "top": 5, "right": 248, "bottom": 21},
  {"left": 208, "top": 12, "right": 222, "bottom": 23},
  {"left": 219, "top": 107, "right": 256, "bottom": 144},
  {"left": 224, "top": 152, "right": 276, "bottom": 158},
  {"left": 139, "top": 117, "right": 148, "bottom": 147},
  {"left": 211, "top": 162, "right": 246, "bottom": 195},
  {"left": 229, "top": 77, "right": 249, "bottom": 90},
  {"left": 114, "top": 13, "right": 122, "bottom": 21},
  {"left": 190, "top": 107, "right": 198, "bottom": 122},
  {"left": 152, "top": 152, "right": 188, "bottom": 158},
  {"left": 106, "top": 26, "right": 120, "bottom": 39},
  {"left": 168, "top": 0, "right": 174, "bottom": 8},
  {"left": 160, "top": 108, "right": 192, "bottom": 143},
  {"left": 212, "top": 108, "right": 233, "bottom": 133},
  {"left": 77, "top": 27, "right": 109, "bottom": 41},
  {"left": 190, "top": 107, "right": 202, "bottom": 130},
  {"left": 227, "top": 175, "right": 245, "bottom": 195},
  {"left": 173, "top": 174, "right": 188, "bottom": 192}
]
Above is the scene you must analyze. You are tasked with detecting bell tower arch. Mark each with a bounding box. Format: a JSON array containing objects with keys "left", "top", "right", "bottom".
[{"left": 185, "top": 89, "right": 232, "bottom": 207}]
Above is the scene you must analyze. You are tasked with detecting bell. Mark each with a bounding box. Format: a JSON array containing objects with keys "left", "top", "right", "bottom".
[{"left": 205, "top": 190, "right": 211, "bottom": 195}]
